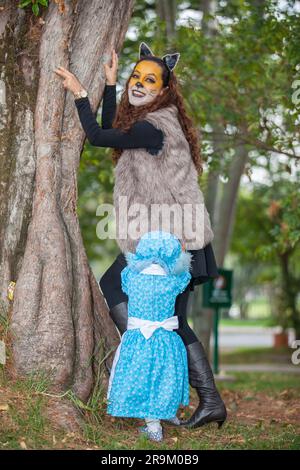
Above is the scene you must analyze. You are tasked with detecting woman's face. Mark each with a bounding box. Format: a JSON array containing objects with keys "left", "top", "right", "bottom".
[{"left": 128, "top": 60, "right": 165, "bottom": 107}]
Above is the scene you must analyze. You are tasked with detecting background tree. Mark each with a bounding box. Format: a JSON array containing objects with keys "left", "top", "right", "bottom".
[{"left": 231, "top": 179, "right": 300, "bottom": 338}]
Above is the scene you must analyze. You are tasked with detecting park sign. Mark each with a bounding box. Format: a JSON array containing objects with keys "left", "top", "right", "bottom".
[{"left": 202, "top": 268, "right": 233, "bottom": 309}]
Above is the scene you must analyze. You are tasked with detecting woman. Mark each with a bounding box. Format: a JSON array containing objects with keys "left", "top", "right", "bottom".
[{"left": 55, "top": 42, "right": 227, "bottom": 429}]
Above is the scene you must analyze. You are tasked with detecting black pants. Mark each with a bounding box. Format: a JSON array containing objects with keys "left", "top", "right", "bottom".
[{"left": 99, "top": 253, "right": 198, "bottom": 346}]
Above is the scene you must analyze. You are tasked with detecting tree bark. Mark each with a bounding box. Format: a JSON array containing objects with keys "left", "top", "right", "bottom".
[
  {"left": 213, "top": 143, "right": 249, "bottom": 265},
  {"left": 189, "top": 0, "right": 219, "bottom": 356},
  {"left": 0, "top": 3, "right": 38, "bottom": 308},
  {"left": 0, "top": 0, "right": 135, "bottom": 427},
  {"left": 156, "top": 0, "right": 177, "bottom": 42}
]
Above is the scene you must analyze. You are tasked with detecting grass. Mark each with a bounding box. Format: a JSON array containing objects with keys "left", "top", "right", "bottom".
[
  {"left": 0, "top": 363, "right": 299, "bottom": 450},
  {"left": 219, "top": 318, "right": 273, "bottom": 327},
  {"left": 217, "top": 371, "right": 300, "bottom": 392},
  {"left": 0, "top": 302, "right": 299, "bottom": 450},
  {"left": 0, "top": 367, "right": 57, "bottom": 449}
]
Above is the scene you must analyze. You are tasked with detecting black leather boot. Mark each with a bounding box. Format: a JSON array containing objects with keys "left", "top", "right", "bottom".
[
  {"left": 106, "top": 301, "right": 128, "bottom": 375},
  {"left": 109, "top": 301, "right": 128, "bottom": 336},
  {"left": 179, "top": 341, "right": 227, "bottom": 428}
]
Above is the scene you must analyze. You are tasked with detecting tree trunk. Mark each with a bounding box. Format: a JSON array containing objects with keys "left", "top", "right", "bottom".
[
  {"left": 189, "top": 0, "right": 220, "bottom": 356},
  {"left": 279, "top": 250, "right": 300, "bottom": 339},
  {"left": 156, "top": 0, "right": 177, "bottom": 42},
  {"left": 213, "top": 143, "right": 249, "bottom": 265},
  {"left": 239, "top": 301, "right": 248, "bottom": 320},
  {"left": 194, "top": 143, "right": 248, "bottom": 355},
  {"left": 0, "top": 0, "right": 134, "bottom": 428},
  {"left": 0, "top": 3, "right": 38, "bottom": 307}
]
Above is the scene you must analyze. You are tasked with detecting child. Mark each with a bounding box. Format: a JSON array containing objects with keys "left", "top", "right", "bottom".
[{"left": 106, "top": 231, "right": 192, "bottom": 442}]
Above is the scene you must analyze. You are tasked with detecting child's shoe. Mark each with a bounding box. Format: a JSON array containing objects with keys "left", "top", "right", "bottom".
[{"left": 138, "top": 425, "right": 163, "bottom": 442}]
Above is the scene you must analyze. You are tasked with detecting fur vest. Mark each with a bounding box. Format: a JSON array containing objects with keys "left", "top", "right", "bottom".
[{"left": 113, "top": 104, "right": 214, "bottom": 253}]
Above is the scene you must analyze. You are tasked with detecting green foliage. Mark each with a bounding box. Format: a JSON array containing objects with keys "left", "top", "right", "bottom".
[
  {"left": 18, "top": 0, "right": 48, "bottom": 17},
  {"left": 14, "top": 370, "right": 52, "bottom": 394},
  {"left": 78, "top": 141, "right": 118, "bottom": 275},
  {"left": 231, "top": 178, "right": 300, "bottom": 332},
  {"left": 156, "top": 2, "right": 299, "bottom": 182},
  {"left": 232, "top": 179, "right": 300, "bottom": 262}
]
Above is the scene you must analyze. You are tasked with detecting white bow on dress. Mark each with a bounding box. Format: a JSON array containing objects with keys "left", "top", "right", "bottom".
[{"left": 127, "top": 316, "right": 179, "bottom": 340}]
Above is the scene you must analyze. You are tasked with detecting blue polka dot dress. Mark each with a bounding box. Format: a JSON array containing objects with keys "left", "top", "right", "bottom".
[{"left": 107, "top": 231, "right": 191, "bottom": 420}]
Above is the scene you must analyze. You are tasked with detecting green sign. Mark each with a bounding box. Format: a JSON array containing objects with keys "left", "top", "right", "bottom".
[{"left": 202, "top": 268, "right": 233, "bottom": 309}]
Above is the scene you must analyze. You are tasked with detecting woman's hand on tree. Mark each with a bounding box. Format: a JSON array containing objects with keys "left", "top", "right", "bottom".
[
  {"left": 104, "top": 48, "right": 118, "bottom": 85},
  {"left": 54, "top": 66, "right": 84, "bottom": 95}
]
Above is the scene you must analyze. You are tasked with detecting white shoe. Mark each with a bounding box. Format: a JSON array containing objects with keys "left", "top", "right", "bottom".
[{"left": 138, "top": 425, "right": 163, "bottom": 442}]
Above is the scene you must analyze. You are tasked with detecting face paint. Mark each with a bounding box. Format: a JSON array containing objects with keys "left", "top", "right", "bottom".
[{"left": 128, "top": 60, "right": 164, "bottom": 107}]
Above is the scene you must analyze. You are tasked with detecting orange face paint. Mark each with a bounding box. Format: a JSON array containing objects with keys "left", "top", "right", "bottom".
[
  {"left": 129, "top": 60, "right": 164, "bottom": 91},
  {"left": 128, "top": 60, "right": 164, "bottom": 107}
]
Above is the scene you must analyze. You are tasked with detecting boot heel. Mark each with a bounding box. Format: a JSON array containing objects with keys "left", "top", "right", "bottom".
[{"left": 217, "top": 420, "right": 225, "bottom": 429}]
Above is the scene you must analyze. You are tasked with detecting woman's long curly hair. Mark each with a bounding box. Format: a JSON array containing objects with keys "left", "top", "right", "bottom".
[{"left": 111, "top": 56, "right": 203, "bottom": 175}]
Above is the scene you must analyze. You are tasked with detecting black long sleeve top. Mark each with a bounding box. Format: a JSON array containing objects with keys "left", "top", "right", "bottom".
[{"left": 74, "top": 84, "right": 164, "bottom": 156}]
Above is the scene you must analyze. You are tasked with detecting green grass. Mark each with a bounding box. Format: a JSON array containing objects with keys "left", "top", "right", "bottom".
[
  {"left": 217, "top": 371, "right": 300, "bottom": 393},
  {"left": 1, "top": 364, "right": 299, "bottom": 450},
  {"left": 219, "top": 318, "right": 273, "bottom": 327},
  {"left": 220, "top": 346, "right": 292, "bottom": 364}
]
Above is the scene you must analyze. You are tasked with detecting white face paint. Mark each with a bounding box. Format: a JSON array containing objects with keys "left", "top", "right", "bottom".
[{"left": 128, "top": 86, "right": 158, "bottom": 106}]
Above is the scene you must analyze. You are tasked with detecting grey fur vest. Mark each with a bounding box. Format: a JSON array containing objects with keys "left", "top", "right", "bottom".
[{"left": 113, "top": 104, "right": 214, "bottom": 253}]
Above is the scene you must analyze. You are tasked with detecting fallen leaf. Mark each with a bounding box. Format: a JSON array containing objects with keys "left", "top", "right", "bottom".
[{"left": 20, "top": 441, "right": 27, "bottom": 450}]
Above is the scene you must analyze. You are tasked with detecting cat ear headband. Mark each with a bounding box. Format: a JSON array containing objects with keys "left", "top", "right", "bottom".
[{"left": 139, "top": 41, "right": 180, "bottom": 72}]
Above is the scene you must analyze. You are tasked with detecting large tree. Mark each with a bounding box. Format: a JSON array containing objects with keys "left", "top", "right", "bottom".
[{"left": 0, "top": 0, "right": 134, "bottom": 428}]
